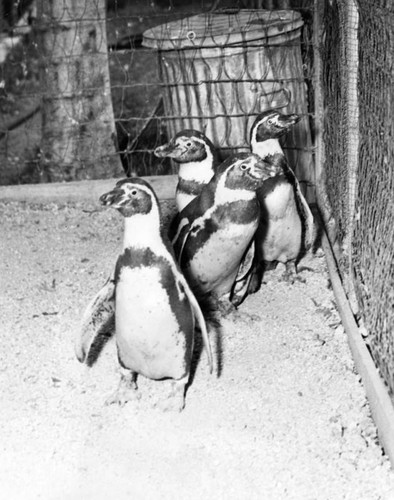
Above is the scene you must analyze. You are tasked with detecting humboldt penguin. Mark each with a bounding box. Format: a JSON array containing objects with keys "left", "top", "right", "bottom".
[
  {"left": 171, "top": 153, "right": 280, "bottom": 309},
  {"left": 154, "top": 129, "right": 220, "bottom": 212},
  {"left": 75, "top": 178, "right": 213, "bottom": 411},
  {"left": 246, "top": 109, "right": 314, "bottom": 295}
]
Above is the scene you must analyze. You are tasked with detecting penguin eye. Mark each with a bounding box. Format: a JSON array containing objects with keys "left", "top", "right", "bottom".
[
  {"left": 186, "top": 141, "right": 192, "bottom": 147},
  {"left": 240, "top": 164, "right": 248, "bottom": 171},
  {"left": 131, "top": 189, "right": 138, "bottom": 196},
  {"left": 267, "top": 118, "right": 274, "bottom": 125}
]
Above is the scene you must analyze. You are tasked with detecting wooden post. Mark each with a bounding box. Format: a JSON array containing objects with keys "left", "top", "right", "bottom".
[
  {"left": 37, "top": 0, "right": 124, "bottom": 182},
  {"left": 343, "top": 0, "right": 359, "bottom": 311}
]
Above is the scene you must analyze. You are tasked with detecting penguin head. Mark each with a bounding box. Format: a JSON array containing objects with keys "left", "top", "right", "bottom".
[
  {"left": 154, "top": 130, "right": 216, "bottom": 164},
  {"left": 220, "top": 153, "right": 279, "bottom": 191},
  {"left": 251, "top": 110, "right": 301, "bottom": 143},
  {"left": 100, "top": 178, "right": 158, "bottom": 218}
]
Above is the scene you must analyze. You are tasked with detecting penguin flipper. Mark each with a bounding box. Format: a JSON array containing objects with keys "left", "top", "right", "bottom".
[
  {"left": 180, "top": 276, "right": 213, "bottom": 374},
  {"left": 299, "top": 190, "right": 314, "bottom": 250},
  {"left": 171, "top": 194, "right": 206, "bottom": 261},
  {"left": 167, "top": 211, "right": 181, "bottom": 243},
  {"left": 75, "top": 276, "right": 116, "bottom": 365},
  {"left": 172, "top": 220, "right": 190, "bottom": 259},
  {"left": 171, "top": 215, "right": 194, "bottom": 268},
  {"left": 293, "top": 179, "right": 314, "bottom": 251},
  {"left": 284, "top": 164, "right": 314, "bottom": 252},
  {"left": 230, "top": 240, "right": 256, "bottom": 307}
]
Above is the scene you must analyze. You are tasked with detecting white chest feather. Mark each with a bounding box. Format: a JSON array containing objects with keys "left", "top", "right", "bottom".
[
  {"left": 116, "top": 266, "right": 186, "bottom": 377},
  {"left": 116, "top": 266, "right": 178, "bottom": 331},
  {"left": 176, "top": 192, "right": 195, "bottom": 212},
  {"left": 187, "top": 221, "right": 258, "bottom": 295},
  {"left": 123, "top": 215, "right": 185, "bottom": 301},
  {"left": 123, "top": 213, "right": 161, "bottom": 250},
  {"left": 264, "top": 182, "right": 295, "bottom": 219},
  {"left": 258, "top": 183, "right": 302, "bottom": 262},
  {"left": 178, "top": 158, "right": 214, "bottom": 184},
  {"left": 251, "top": 138, "right": 283, "bottom": 158}
]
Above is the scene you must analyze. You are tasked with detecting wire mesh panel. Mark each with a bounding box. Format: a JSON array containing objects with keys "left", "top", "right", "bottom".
[
  {"left": 353, "top": 0, "right": 394, "bottom": 395},
  {"left": 317, "top": 0, "right": 394, "bottom": 396},
  {"left": 143, "top": 9, "right": 314, "bottom": 195},
  {"left": 0, "top": 0, "right": 314, "bottom": 184},
  {"left": 319, "top": 0, "right": 349, "bottom": 252}
]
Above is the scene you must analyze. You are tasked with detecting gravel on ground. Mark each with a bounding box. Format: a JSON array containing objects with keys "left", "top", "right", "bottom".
[{"left": 1, "top": 200, "right": 394, "bottom": 500}]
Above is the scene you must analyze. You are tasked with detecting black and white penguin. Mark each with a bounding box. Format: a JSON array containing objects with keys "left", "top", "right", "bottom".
[
  {"left": 250, "top": 109, "right": 300, "bottom": 161},
  {"left": 75, "top": 178, "right": 213, "bottom": 411},
  {"left": 171, "top": 153, "right": 280, "bottom": 308},
  {"left": 154, "top": 129, "right": 220, "bottom": 212},
  {"left": 247, "top": 109, "right": 314, "bottom": 293}
]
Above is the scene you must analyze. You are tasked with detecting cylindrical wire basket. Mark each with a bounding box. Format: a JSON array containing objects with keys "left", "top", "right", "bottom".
[{"left": 143, "top": 9, "right": 314, "bottom": 191}]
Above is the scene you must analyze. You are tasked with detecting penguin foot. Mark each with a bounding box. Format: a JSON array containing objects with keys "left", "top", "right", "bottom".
[
  {"left": 297, "top": 265, "right": 315, "bottom": 274},
  {"left": 156, "top": 394, "right": 185, "bottom": 413},
  {"left": 105, "top": 370, "right": 140, "bottom": 407},
  {"left": 281, "top": 264, "right": 315, "bottom": 283},
  {"left": 209, "top": 292, "right": 236, "bottom": 316},
  {"left": 279, "top": 262, "right": 306, "bottom": 284},
  {"left": 156, "top": 378, "right": 187, "bottom": 412},
  {"left": 217, "top": 297, "right": 237, "bottom": 316},
  {"left": 280, "top": 269, "right": 306, "bottom": 284},
  {"left": 105, "top": 387, "right": 141, "bottom": 407},
  {"left": 230, "top": 309, "right": 262, "bottom": 323}
]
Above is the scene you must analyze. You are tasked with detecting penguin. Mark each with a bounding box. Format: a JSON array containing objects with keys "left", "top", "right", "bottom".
[
  {"left": 77, "top": 129, "right": 219, "bottom": 362},
  {"left": 171, "top": 153, "right": 280, "bottom": 309},
  {"left": 154, "top": 129, "right": 220, "bottom": 212},
  {"left": 75, "top": 178, "right": 213, "bottom": 411},
  {"left": 246, "top": 109, "right": 314, "bottom": 294}
]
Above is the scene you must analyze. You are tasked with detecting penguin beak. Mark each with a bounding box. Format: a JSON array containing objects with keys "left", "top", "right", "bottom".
[
  {"left": 277, "top": 113, "right": 301, "bottom": 130},
  {"left": 154, "top": 142, "right": 183, "bottom": 159},
  {"left": 99, "top": 188, "right": 126, "bottom": 208}
]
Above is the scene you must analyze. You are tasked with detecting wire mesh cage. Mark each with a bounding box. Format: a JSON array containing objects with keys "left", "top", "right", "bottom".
[
  {"left": 317, "top": 0, "right": 394, "bottom": 396},
  {"left": 352, "top": 0, "right": 394, "bottom": 395}
]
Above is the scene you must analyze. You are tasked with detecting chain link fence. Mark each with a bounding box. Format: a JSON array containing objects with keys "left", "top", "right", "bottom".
[
  {"left": 317, "top": 0, "right": 394, "bottom": 396},
  {"left": 0, "top": 0, "right": 314, "bottom": 187},
  {"left": 353, "top": 0, "right": 394, "bottom": 395},
  {"left": 318, "top": 0, "right": 349, "bottom": 249}
]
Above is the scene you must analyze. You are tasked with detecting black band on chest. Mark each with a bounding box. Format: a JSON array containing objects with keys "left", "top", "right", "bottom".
[{"left": 177, "top": 178, "right": 205, "bottom": 196}]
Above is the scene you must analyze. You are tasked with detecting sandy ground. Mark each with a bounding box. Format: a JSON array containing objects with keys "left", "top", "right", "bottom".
[{"left": 1, "top": 199, "right": 394, "bottom": 500}]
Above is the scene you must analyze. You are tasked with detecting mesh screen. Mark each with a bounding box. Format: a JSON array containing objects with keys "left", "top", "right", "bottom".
[
  {"left": 319, "top": 0, "right": 394, "bottom": 396},
  {"left": 353, "top": 0, "right": 394, "bottom": 395},
  {"left": 0, "top": 0, "right": 314, "bottom": 185},
  {"left": 319, "top": 0, "right": 349, "bottom": 250}
]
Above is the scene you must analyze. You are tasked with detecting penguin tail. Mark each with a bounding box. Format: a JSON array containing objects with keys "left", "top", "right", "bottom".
[{"left": 75, "top": 277, "right": 116, "bottom": 366}]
